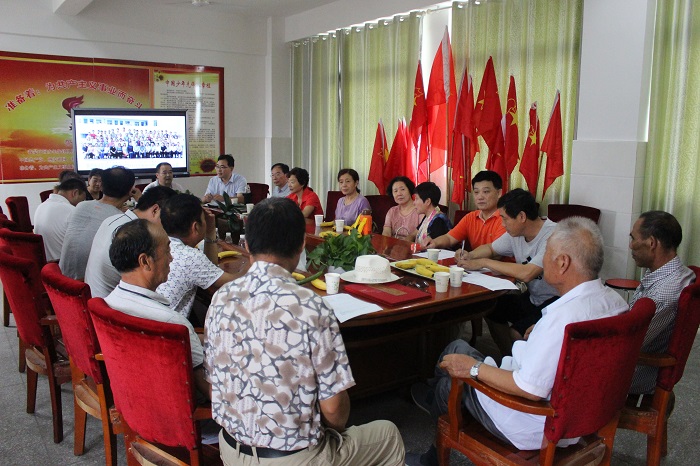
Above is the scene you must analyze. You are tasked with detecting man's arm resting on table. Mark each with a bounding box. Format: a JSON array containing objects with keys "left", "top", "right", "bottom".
[
  {"left": 319, "top": 390, "right": 350, "bottom": 432},
  {"left": 440, "top": 354, "right": 541, "bottom": 401},
  {"left": 460, "top": 258, "right": 543, "bottom": 283}
]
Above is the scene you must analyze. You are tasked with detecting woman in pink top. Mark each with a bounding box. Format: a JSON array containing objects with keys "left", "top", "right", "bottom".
[{"left": 382, "top": 176, "right": 422, "bottom": 241}]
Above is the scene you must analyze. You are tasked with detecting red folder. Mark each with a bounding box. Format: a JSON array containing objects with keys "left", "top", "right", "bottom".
[{"left": 343, "top": 283, "right": 431, "bottom": 306}]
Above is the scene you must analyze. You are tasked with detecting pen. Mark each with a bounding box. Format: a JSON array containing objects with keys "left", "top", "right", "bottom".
[{"left": 460, "top": 240, "right": 465, "bottom": 260}]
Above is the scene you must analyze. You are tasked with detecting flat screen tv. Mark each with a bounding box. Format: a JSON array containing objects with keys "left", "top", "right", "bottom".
[{"left": 72, "top": 108, "right": 189, "bottom": 177}]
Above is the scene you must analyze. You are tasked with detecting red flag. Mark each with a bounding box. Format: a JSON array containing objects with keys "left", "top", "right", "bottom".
[
  {"left": 541, "top": 91, "right": 563, "bottom": 198},
  {"left": 504, "top": 76, "right": 519, "bottom": 174},
  {"left": 409, "top": 62, "right": 430, "bottom": 183},
  {"left": 426, "top": 27, "right": 457, "bottom": 177},
  {"left": 519, "top": 102, "right": 540, "bottom": 194},
  {"left": 485, "top": 127, "right": 507, "bottom": 191},
  {"left": 473, "top": 57, "right": 502, "bottom": 157},
  {"left": 384, "top": 119, "right": 413, "bottom": 187},
  {"left": 368, "top": 120, "right": 388, "bottom": 193},
  {"left": 450, "top": 70, "right": 478, "bottom": 205}
]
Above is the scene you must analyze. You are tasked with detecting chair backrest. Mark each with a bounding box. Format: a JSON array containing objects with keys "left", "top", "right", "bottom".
[
  {"left": 656, "top": 266, "right": 700, "bottom": 391},
  {"left": 547, "top": 204, "right": 601, "bottom": 224},
  {"left": 324, "top": 190, "right": 343, "bottom": 221},
  {"left": 5, "top": 196, "right": 33, "bottom": 232},
  {"left": 545, "top": 297, "right": 656, "bottom": 443},
  {"left": 0, "top": 248, "right": 48, "bottom": 348},
  {"left": 0, "top": 229, "right": 48, "bottom": 287},
  {"left": 366, "top": 195, "right": 397, "bottom": 232},
  {"left": 134, "top": 183, "right": 150, "bottom": 193},
  {"left": 248, "top": 182, "right": 270, "bottom": 204},
  {"left": 41, "top": 263, "right": 102, "bottom": 384},
  {"left": 453, "top": 209, "right": 470, "bottom": 226},
  {"left": 88, "top": 298, "right": 198, "bottom": 450},
  {"left": 39, "top": 190, "right": 53, "bottom": 203},
  {"left": 0, "top": 216, "right": 19, "bottom": 231}
]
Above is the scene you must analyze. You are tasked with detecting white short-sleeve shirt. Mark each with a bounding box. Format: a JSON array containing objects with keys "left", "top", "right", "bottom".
[{"left": 34, "top": 194, "right": 75, "bottom": 262}]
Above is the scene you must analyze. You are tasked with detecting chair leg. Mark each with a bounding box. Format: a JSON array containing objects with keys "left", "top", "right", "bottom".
[
  {"left": 99, "top": 383, "right": 118, "bottom": 466},
  {"left": 436, "top": 441, "right": 451, "bottom": 466},
  {"left": 26, "top": 366, "right": 38, "bottom": 414},
  {"left": 73, "top": 396, "right": 87, "bottom": 455},
  {"left": 48, "top": 375, "right": 64, "bottom": 443},
  {"left": 18, "top": 336, "right": 26, "bottom": 373},
  {"left": 3, "top": 291, "right": 10, "bottom": 327}
]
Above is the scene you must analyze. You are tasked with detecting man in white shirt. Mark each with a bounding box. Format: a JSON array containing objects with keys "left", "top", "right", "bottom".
[
  {"left": 85, "top": 186, "right": 176, "bottom": 298},
  {"left": 407, "top": 217, "right": 628, "bottom": 466},
  {"left": 201, "top": 154, "right": 247, "bottom": 204},
  {"left": 142, "top": 162, "right": 185, "bottom": 193},
  {"left": 34, "top": 178, "right": 87, "bottom": 261},
  {"left": 157, "top": 194, "right": 236, "bottom": 319},
  {"left": 270, "top": 162, "right": 291, "bottom": 197}
]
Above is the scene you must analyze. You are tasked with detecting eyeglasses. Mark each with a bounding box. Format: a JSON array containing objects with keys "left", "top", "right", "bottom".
[{"left": 215, "top": 165, "right": 231, "bottom": 170}]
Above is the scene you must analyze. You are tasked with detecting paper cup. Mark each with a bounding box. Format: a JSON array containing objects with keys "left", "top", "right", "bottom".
[
  {"left": 335, "top": 219, "right": 345, "bottom": 233},
  {"left": 246, "top": 203, "right": 255, "bottom": 214},
  {"left": 314, "top": 214, "right": 323, "bottom": 226},
  {"left": 427, "top": 248, "right": 440, "bottom": 262},
  {"left": 434, "top": 271, "right": 450, "bottom": 293},
  {"left": 449, "top": 266, "right": 465, "bottom": 287},
  {"left": 325, "top": 273, "right": 341, "bottom": 294}
]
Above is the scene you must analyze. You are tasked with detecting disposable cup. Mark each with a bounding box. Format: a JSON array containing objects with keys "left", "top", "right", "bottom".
[
  {"left": 325, "top": 273, "right": 341, "bottom": 294},
  {"left": 434, "top": 271, "right": 450, "bottom": 293},
  {"left": 314, "top": 214, "right": 323, "bottom": 226},
  {"left": 427, "top": 248, "right": 440, "bottom": 262},
  {"left": 335, "top": 219, "right": 345, "bottom": 233},
  {"left": 449, "top": 266, "right": 465, "bottom": 287},
  {"left": 246, "top": 203, "right": 255, "bottom": 214}
]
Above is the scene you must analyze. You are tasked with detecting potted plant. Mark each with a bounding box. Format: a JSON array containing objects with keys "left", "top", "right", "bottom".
[
  {"left": 215, "top": 192, "right": 244, "bottom": 242},
  {"left": 306, "top": 228, "right": 375, "bottom": 273}
]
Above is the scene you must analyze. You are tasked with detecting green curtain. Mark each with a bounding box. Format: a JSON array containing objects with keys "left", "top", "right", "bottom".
[
  {"left": 451, "top": 0, "right": 582, "bottom": 207},
  {"left": 644, "top": 0, "right": 700, "bottom": 266},
  {"left": 292, "top": 14, "right": 421, "bottom": 201}
]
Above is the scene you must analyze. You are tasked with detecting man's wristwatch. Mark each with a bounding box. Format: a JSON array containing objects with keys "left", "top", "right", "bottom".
[{"left": 470, "top": 361, "right": 483, "bottom": 380}]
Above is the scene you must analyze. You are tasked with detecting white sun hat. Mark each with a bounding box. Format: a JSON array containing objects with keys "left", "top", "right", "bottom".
[{"left": 340, "top": 255, "right": 400, "bottom": 284}]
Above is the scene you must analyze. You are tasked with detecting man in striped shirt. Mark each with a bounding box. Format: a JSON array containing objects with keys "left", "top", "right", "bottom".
[{"left": 627, "top": 211, "right": 695, "bottom": 394}]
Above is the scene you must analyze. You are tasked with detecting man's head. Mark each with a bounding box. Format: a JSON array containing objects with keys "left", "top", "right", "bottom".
[
  {"left": 155, "top": 163, "right": 175, "bottom": 188},
  {"left": 543, "top": 216, "right": 604, "bottom": 292},
  {"left": 101, "top": 166, "right": 135, "bottom": 200},
  {"left": 215, "top": 154, "right": 235, "bottom": 182},
  {"left": 497, "top": 188, "right": 539, "bottom": 237},
  {"left": 629, "top": 210, "right": 682, "bottom": 269},
  {"left": 471, "top": 170, "right": 502, "bottom": 214},
  {"left": 271, "top": 163, "right": 289, "bottom": 188},
  {"left": 58, "top": 170, "right": 82, "bottom": 183},
  {"left": 247, "top": 198, "right": 305, "bottom": 264},
  {"left": 160, "top": 193, "right": 206, "bottom": 245},
  {"left": 134, "top": 186, "right": 177, "bottom": 223},
  {"left": 110, "top": 219, "right": 172, "bottom": 290},
  {"left": 56, "top": 178, "right": 87, "bottom": 206}
]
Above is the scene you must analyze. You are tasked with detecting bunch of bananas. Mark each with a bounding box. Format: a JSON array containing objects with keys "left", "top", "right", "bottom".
[
  {"left": 319, "top": 231, "right": 340, "bottom": 238},
  {"left": 395, "top": 258, "right": 449, "bottom": 278},
  {"left": 292, "top": 272, "right": 327, "bottom": 290},
  {"left": 319, "top": 220, "right": 335, "bottom": 227}
]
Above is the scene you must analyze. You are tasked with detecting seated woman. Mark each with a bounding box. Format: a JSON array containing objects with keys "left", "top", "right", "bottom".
[
  {"left": 334, "top": 168, "right": 370, "bottom": 226},
  {"left": 287, "top": 167, "right": 323, "bottom": 218},
  {"left": 413, "top": 181, "right": 452, "bottom": 247},
  {"left": 382, "top": 176, "right": 422, "bottom": 240}
]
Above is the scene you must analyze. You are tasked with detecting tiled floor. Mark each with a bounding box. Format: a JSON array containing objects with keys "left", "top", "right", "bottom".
[{"left": 1, "top": 316, "right": 699, "bottom": 465}]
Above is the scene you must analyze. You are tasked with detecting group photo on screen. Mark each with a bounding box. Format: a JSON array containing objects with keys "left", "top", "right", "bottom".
[{"left": 79, "top": 127, "right": 183, "bottom": 160}]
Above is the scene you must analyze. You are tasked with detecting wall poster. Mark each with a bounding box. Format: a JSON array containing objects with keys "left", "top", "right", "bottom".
[{"left": 0, "top": 51, "right": 224, "bottom": 182}]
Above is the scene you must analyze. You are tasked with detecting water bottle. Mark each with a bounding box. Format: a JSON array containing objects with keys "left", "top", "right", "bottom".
[
  {"left": 225, "top": 232, "right": 232, "bottom": 244},
  {"left": 239, "top": 235, "right": 246, "bottom": 249}
]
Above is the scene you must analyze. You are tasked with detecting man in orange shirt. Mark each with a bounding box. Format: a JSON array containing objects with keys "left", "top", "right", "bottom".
[{"left": 425, "top": 171, "right": 506, "bottom": 252}]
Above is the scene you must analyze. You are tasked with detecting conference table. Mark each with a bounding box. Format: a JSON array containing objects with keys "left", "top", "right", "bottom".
[{"left": 216, "top": 222, "right": 505, "bottom": 398}]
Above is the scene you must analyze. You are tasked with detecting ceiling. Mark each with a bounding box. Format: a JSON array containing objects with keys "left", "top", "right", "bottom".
[{"left": 52, "top": 0, "right": 341, "bottom": 18}]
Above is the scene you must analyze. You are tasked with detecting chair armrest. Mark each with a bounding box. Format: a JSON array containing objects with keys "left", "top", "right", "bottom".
[
  {"left": 461, "top": 377, "right": 555, "bottom": 417},
  {"left": 637, "top": 352, "right": 677, "bottom": 368},
  {"left": 39, "top": 314, "right": 60, "bottom": 327},
  {"left": 95, "top": 353, "right": 105, "bottom": 361},
  {"left": 195, "top": 327, "right": 204, "bottom": 335},
  {"left": 194, "top": 405, "right": 212, "bottom": 421}
]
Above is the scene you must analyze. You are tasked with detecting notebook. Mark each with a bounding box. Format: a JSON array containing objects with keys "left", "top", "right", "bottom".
[{"left": 343, "top": 282, "right": 431, "bottom": 306}]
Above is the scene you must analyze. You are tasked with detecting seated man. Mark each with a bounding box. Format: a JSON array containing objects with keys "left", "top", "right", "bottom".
[
  {"left": 85, "top": 186, "right": 177, "bottom": 298},
  {"left": 627, "top": 210, "right": 695, "bottom": 394},
  {"left": 60, "top": 166, "right": 137, "bottom": 280},
  {"left": 407, "top": 217, "right": 628, "bottom": 466},
  {"left": 204, "top": 197, "right": 404, "bottom": 465},
  {"left": 456, "top": 188, "right": 559, "bottom": 355},
  {"left": 425, "top": 170, "right": 506, "bottom": 251},
  {"left": 142, "top": 162, "right": 185, "bottom": 193},
  {"left": 34, "top": 178, "right": 87, "bottom": 261},
  {"left": 201, "top": 154, "right": 247, "bottom": 204},
  {"left": 157, "top": 194, "right": 235, "bottom": 319},
  {"left": 105, "top": 219, "right": 209, "bottom": 398},
  {"left": 270, "top": 162, "right": 290, "bottom": 197}
]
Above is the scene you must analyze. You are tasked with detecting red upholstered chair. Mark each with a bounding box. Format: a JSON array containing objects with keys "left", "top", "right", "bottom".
[
  {"left": 134, "top": 182, "right": 150, "bottom": 193},
  {"left": 0, "top": 248, "right": 71, "bottom": 443},
  {"left": 547, "top": 204, "right": 601, "bottom": 224},
  {"left": 453, "top": 209, "right": 470, "bottom": 226},
  {"left": 248, "top": 182, "right": 270, "bottom": 204},
  {"left": 324, "top": 190, "right": 343, "bottom": 222},
  {"left": 39, "top": 189, "right": 53, "bottom": 203},
  {"left": 436, "top": 297, "right": 657, "bottom": 466},
  {"left": 89, "top": 298, "right": 215, "bottom": 465},
  {"left": 618, "top": 266, "right": 700, "bottom": 466},
  {"left": 5, "top": 196, "right": 33, "bottom": 232},
  {"left": 0, "top": 218, "right": 20, "bottom": 328},
  {"left": 41, "top": 263, "right": 117, "bottom": 466},
  {"left": 366, "top": 194, "right": 397, "bottom": 233}
]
